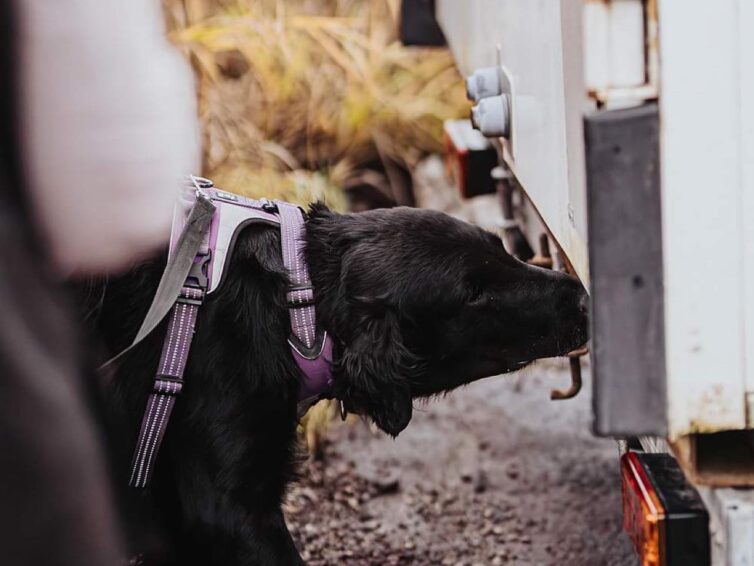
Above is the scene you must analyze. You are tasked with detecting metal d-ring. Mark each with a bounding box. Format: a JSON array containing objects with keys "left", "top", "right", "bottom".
[{"left": 189, "top": 174, "right": 213, "bottom": 199}]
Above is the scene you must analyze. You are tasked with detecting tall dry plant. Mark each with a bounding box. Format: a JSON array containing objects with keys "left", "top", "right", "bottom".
[{"left": 162, "top": 0, "right": 467, "bottom": 203}]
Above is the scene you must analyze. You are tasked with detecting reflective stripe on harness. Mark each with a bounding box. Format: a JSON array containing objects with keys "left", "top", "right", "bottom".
[{"left": 129, "top": 285, "right": 203, "bottom": 488}]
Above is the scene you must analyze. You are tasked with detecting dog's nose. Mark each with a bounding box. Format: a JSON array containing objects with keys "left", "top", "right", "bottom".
[{"left": 578, "top": 291, "right": 589, "bottom": 316}]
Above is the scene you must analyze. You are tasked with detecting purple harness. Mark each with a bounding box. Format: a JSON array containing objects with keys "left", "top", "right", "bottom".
[{"left": 128, "top": 181, "right": 333, "bottom": 488}]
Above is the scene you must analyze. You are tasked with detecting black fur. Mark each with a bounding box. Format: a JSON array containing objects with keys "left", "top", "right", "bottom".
[{"left": 92, "top": 204, "right": 588, "bottom": 565}]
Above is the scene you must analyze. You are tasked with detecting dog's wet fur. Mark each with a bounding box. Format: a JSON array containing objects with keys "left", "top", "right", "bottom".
[{"left": 92, "top": 204, "right": 587, "bottom": 565}]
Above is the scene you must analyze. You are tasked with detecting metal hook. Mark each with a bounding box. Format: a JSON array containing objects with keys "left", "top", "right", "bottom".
[{"left": 551, "top": 347, "right": 589, "bottom": 401}]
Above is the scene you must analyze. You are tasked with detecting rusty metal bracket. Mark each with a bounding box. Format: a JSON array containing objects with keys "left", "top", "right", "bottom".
[
  {"left": 551, "top": 347, "right": 589, "bottom": 401},
  {"left": 528, "top": 233, "right": 554, "bottom": 269}
]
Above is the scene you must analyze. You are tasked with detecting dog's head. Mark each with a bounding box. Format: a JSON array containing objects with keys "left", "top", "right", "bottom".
[{"left": 306, "top": 205, "right": 588, "bottom": 436}]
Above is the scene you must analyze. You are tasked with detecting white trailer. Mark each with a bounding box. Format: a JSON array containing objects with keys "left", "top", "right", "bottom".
[{"left": 403, "top": 0, "right": 754, "bottom": 564}]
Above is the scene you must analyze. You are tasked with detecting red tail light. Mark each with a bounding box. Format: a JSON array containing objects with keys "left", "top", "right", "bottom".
[
  {"left": 620, "top": 451, "right": 710, "bottom": 566},
  {"left": 622, "top": 451, "right": 665, "bottom": 565}
]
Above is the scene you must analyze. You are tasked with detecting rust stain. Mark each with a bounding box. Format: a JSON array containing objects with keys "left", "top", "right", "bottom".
[
  {"left": 644, "top": 0, "right": 660, "bottom": 88},
  {"left": 681, "top": 385, "right": 744, "bottom": 435}
]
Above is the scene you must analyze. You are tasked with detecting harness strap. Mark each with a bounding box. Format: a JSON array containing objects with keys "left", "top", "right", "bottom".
[
  {"left": 277, "top": 202, "right": 317, "bottom": 349},
  {"left": 128, "top": 285, "right": 204, "bottom": 488},
  {"left": 277, "top": 202, "right": 335, "bottom": 403},
  {"left": 100, "top": 194, "right": 215, "bottom": 370}
]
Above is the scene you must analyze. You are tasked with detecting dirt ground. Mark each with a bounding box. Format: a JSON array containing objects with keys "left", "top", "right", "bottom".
[{"left": 286, "top": 362, "right": 637, "bottom": 566}]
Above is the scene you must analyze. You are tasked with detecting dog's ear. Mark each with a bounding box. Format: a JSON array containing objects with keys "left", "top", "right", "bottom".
[
  {"left": 307, "top": 201, "right": 332, "bottom": 220},
  {"left": 336, "top": 310, "right": 418, "bottom": 437}
]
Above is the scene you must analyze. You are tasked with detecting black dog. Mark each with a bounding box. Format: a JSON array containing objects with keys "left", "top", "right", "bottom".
[{"left": 92, "top": 204, "right": 587, "bottom": 565}]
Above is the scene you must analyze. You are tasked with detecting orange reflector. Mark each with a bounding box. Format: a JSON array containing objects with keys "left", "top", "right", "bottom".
[{"left": 621, "top": 452, "right": 666, "bottom": 566}]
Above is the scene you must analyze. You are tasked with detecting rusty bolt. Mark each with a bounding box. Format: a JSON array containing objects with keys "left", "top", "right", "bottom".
[{"left": 528, "top": 233, "right": 553, "bottom": 270}]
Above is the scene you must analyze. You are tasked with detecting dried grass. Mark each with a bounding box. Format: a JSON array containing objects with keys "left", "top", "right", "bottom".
[{"left": 163, "top": 0, "right": 466, "bottom": 201}]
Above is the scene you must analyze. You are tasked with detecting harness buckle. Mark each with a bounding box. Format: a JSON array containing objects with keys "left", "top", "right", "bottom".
[
  {"left": 176, "top": 285, "right": 205, "bottom": 307},
  {"left": 186, "top": 253, "right": 211, "bottom": 290},
  {"left": 153, "top": 376, "right": 184, "bottom": 396},
  {"left": 260, "top": 198, "right": 278, "bottom": 213},
  {"left": 287, "top": 299, "right": 315, "bottom": 308},
  {"left": 176, "top": 295, "right": 203, "bottom": 307},
  {"left": 286, "top": 284, "right": 315, "bottom": 308}
]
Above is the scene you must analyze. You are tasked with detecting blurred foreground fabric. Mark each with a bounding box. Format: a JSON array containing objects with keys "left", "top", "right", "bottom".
[
  {"left": 0, "top": 224, "right": 125, "bottom": 566},
  {"left": 0, "top": 1, "right": 210, "bottom": 564},
  {"left": 0, "top": 2, "right": 124, "bottom": 564},
  {"left": 19, "top": 0, "right": 200, "bottom": 274}
]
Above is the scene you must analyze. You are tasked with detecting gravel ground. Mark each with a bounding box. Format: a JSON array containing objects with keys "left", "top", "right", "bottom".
[{"left": 286, "top": 362, "right": 637, "bottom": 566}]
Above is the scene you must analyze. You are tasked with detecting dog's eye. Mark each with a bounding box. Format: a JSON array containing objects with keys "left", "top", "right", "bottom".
[{"left": 468, "top": 286, "right": 485, "bottom": 305}]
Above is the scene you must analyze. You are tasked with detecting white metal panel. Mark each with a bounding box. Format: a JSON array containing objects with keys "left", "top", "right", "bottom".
[
  {"left": 559, "top": 0, "right": 589, "bottom": 283},
  {"left": 742, "top": 1, "right": 754, "bottom": 400},
  {"left": 607, "top": 0, "right": 645, "bottom": 88},
  {"left": 699, "top": 487, "right": 754, "bottom": 566},
  {"left": 436, "top": 0, "right": 589, "bottom": 284},
  {"left": 584, "top": 0, "right": 645, "bottom": 92},
  {"left": 583, "top": 1, "right": 609, "bottom": 91},
  {"left": 660, "top": 0, "right": 747, "bottom": 438},
  {"left": 435, "top": 0, "right": 497, "bottom": 75}
]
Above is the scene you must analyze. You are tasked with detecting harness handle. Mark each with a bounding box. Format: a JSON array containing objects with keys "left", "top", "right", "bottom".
[{"left": 98, "top": 194, "right": 215, "bottom": 372}]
